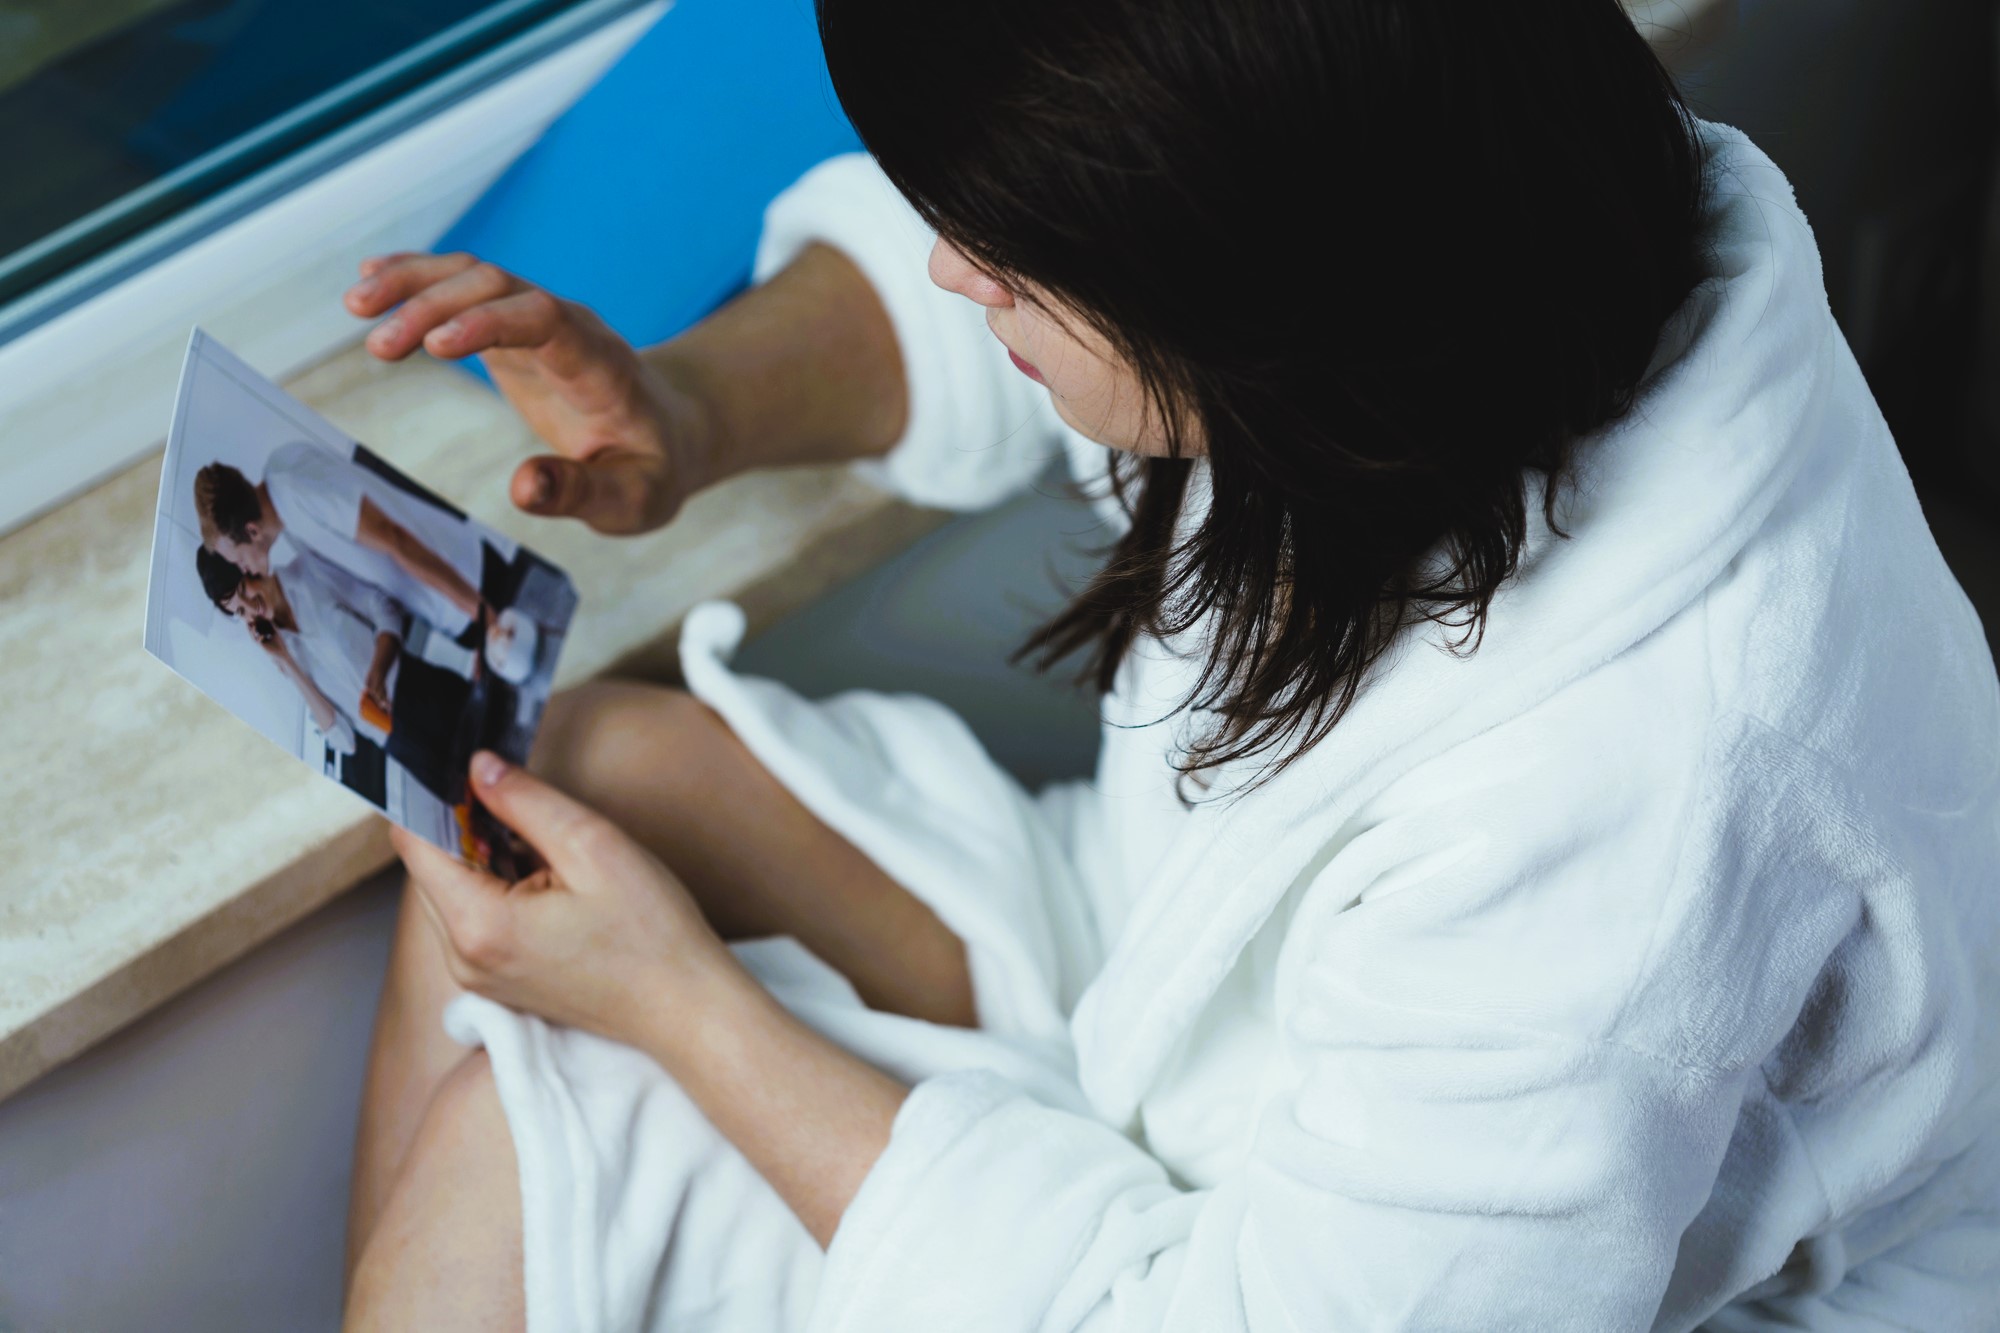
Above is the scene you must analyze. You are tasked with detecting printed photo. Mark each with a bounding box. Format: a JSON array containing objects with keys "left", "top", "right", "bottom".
[{"left": 143, "top": 330, "right": 578, "bottom": 876}]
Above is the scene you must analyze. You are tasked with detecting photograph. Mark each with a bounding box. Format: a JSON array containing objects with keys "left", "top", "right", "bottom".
[{"left": 143, "top": 330, "right": 577, "bottom": 877}]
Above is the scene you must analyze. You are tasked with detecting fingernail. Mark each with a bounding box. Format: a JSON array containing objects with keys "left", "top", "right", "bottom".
[
  {"left": 472, "top": 752, "right": 507, "bottom": 787},
  {"left": 433, "top": 318, "right": 463, "bottom": 343},
  {"left": 531, "top": 464, "right": 556, "bottom": 507},
  {"left": 371, "top": 317, "right": 401, "bottom": 343}
]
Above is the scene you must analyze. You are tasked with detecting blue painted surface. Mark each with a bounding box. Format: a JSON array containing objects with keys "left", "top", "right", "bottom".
[{"left": 439, "top": 0, "right": 861, "bottom": 357}]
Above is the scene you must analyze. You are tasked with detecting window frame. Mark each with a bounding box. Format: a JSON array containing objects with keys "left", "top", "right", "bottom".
[{"left": 0, "top": 0, "right": 667, "bottom": 540}]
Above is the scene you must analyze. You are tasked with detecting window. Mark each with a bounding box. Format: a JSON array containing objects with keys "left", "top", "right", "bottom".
[
  {"left": 0, "top": 0, "right": 647, "bottom": 336},
  {"left": 0, "top": 0, "right": 662, "bottom": 538}
]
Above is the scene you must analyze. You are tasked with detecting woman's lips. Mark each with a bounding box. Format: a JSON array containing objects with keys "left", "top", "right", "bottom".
[{"left": 1007, "top": 348, "right": 1044, "bottom": 384}]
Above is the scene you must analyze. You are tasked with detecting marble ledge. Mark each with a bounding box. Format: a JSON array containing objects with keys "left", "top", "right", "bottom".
[{"left": 0, "top": 343, "right": 945, "bottom": 1103}]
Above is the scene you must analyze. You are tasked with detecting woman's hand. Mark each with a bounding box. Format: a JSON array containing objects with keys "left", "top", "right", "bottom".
[
  {"left": 389, "top": 751, "right": 739, "bottom": 1047},
  {"left": 345, "top": 254, "right": 715, "bottom": 535},
  {"left": 396, "top": 751, "right": 913, "bottom": 1249}
]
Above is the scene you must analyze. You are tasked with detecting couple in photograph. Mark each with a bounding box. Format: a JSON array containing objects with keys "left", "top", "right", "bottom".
[{"left": 188, "top": 442, "right": 518, "bottom": 808}]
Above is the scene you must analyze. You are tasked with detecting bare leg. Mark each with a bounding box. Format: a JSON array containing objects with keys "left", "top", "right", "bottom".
[
  {"left": 345, "top": 680, "right": 977, "bottom": 1289},
  {"left": 344, "top": 1053, "right": 524, "bottom": 1332},
  {"left": 345, "top": 880, "right": 474, "bottom": 1281},
  {"left": 529, "top": 681, "right": 976, "bottom": 1026}
]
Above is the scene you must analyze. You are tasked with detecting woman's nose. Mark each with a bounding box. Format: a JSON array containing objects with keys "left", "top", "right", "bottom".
[{"left": 928, "top": 239, "right": 1012, "bottom": 309}]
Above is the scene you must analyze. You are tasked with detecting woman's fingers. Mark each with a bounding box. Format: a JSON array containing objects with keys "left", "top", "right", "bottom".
[
  {"left": 356, "top": 251, "right": 419, "bottom": 281},
  {"left": 390, "top": 824, "right": 508, "bottom": 968},
  {"left": 346, "top": 254, "right": 590, "bottom": 368},
  {"left": 364, "top": 261, "right": 517, "bottom": 361},
  {"left": 393, "top": 829, "right": 455, "bottom": 946},
  {"left": 344, "top": 252, "right": 479, "bottom": 317},
  {"left": 421, "top": 288, "right": 576, "bottom": 365}
]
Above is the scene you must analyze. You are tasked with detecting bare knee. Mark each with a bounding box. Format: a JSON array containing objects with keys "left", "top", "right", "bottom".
[
  {"left": 532, "top": 679, "right": 722, "bottom": 812},
  {"left": 424, "top": 1049, "right": 502, "bottom": 1133},
  {"left": 369, "top": 1051, "right": 506, "bottom": 1191},
  {"left": 522, "top": 678, "right": 974, "bottom": 1025}
]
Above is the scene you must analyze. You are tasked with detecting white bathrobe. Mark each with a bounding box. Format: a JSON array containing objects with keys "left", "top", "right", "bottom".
[{"left": 447, "top": 123, "right": 2000, "bottom": 1331}]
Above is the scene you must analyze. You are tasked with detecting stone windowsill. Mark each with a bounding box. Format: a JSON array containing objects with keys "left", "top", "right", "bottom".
[{"left": 0, "top": 342, "right": 943, "bottom": 1102}]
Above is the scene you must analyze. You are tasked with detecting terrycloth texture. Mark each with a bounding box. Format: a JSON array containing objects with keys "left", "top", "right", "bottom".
[{"left": 447, "top": 125, "right": 2000, "bottom": 1330}]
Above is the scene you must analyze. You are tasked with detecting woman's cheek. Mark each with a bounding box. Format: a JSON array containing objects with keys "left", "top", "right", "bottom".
[
  {"left": 1014, "top": 318, "right": 1156, "bottom": 451},
  {"left": 1057, "top": 372, "right": 1147, "bottom": 451}
]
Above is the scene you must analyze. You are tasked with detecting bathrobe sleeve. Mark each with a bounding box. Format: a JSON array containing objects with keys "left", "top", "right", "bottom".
[
  {"left": 805, "top": 712, "right": 1858, "bottom": 1332},
  {"left": 752, "top": 153, "right": 1067, "bottom": 510}
]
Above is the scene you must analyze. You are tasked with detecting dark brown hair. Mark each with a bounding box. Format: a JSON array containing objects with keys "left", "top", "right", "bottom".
[
  {"left": 195, "top": 462, "right": 261, "bottom": 545},
  {"left": 195, "top": 542, "right": 246, "bottom": 611},
  {"left": 820, "top": 0, "right": 1708, "bottom": 790}
]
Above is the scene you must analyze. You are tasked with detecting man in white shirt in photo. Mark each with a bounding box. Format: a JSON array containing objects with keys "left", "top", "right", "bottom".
[{"left": 192, "top": 447, "right": 503, "bottom": 645}]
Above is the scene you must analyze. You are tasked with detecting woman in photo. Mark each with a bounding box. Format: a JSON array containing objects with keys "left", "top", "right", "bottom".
[
  {"left": 341, "top": 0, "right": 2000, "bottom": 1328},
  {"left": 196, "top": 543, "right": 472, "bottom": 805}
]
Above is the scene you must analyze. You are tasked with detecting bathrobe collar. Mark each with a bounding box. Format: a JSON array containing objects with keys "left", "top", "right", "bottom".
[{"left": 1069, "top": 123, "right": 1849, "bottom": 1124}]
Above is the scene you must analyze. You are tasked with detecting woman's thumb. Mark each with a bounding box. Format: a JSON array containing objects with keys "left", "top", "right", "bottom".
[
  {"left": 510, "top": 452, "right": 660, "bottom": 533},
  {"left": 511, "top": 454, "right": 600, "bottom": 521},
  {"left": 469, "top": 751, "right": 605, "bottom": 873}
]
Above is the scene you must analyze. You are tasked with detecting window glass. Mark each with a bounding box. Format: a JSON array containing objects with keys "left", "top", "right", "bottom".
[{"left": 0, "top": 0, "right": 593, "bottom": 310}]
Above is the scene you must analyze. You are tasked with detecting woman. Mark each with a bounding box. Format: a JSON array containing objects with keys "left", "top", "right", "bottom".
[
  {"left": 195, "top": 543, "right": 381, "bottom": 758},
  {"left": 342, "top": 1, "right": 2000, "bottom": 1328}
]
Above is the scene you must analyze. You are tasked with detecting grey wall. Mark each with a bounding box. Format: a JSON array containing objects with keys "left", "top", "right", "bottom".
[{"left": 0, "top": 873, "right": 400, "bottom": 1333}]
